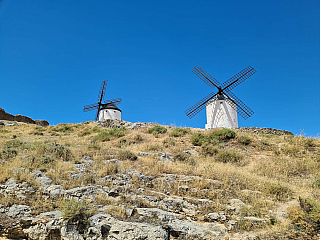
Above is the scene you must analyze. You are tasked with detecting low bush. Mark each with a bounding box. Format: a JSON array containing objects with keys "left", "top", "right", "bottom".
[
  {"left": 169, "top": 127, "right": 191, "bottom": 137},
  {"left": 133, "top": 134, "right": 143, "bottom": 143},
  {"left": 148, "top": 125, "right": 167, "bottom": 135},
  {"left": 190, "top": 133, "right": 207, "bottom": 146},
  {"left": 238, "top": 134, "right": 251, "bottom": 145},
  {"left": 313, "top": 178, "right": 320, "bottom": 188},
  {"left": 163, "top": 137, "right": 176, "bottom": 147},
  {"left": 215, "top": 150, "right": 243, "bottom": 163},
  {"left": 94, "top": 127, "right": 126, "bottom": 142},
  {"left": 116, "top": 137, "right": 128, "bottom": 148},
  {"left": 60, "top": 199, "right": 94, "bottom": 231},
  {"left": 266, "top": 182, "right": 292, "bottom": 201},
  {"left": 173, "top": 152, "right": 196, "bottom": 165},
  {"left": 191, "top": 129, "right": 236, "bottom": 146},
  {"left": 78, "top": 128, "right": 92, "bottom": 137},
  {"left": 51, "top": 124, "right": 74, "bottom": 133},
  {"left": 0, "top": 140, "right": 29, "bottom": 159},
  {"left": 87, "top": 142, "right": 101, "bottom": 150},
  {"left": 200, "top": 143, "right": 219, "bottom": 156},
  {"left": 118, "top": 150, "right": 137, "bottom": 161},
  {"left": 299, "top": 197, "right": 320, "bottom": 232},
  {"left": 32, "top": 142, "right": 73, "bottom": 162}
]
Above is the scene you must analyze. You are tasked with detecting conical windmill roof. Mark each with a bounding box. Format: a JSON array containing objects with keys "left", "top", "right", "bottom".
[{"left": 101, "top": 103, "right": 122, "bottom": 112}]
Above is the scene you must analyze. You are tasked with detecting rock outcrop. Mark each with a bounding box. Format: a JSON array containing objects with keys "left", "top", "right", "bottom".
[
  {"left": 0, "top": 108, "right": 49, "bottom": 126},
  {"left": 234, "top": 127, "right": 293, "bottom": 135}
]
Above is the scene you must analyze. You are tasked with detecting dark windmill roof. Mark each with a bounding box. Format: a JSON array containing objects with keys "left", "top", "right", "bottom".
[{"left": 101, "top": 103, "right": 122, "bottom": 112}]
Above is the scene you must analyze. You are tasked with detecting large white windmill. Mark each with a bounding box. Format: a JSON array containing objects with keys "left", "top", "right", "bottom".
[{"left": 185, "top": 65, "right": 256, "bottom": 129}]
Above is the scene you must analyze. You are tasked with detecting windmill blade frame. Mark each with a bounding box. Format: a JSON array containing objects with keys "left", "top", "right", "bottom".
[
  {"left": 104, "top": 98, "right": 122, "bottom": 105},
  {"left": 223, "top": 90, "right": 254, "bottom": 120},
  {"left": 97, "top": 80, "right": 108, "bottom": 102},
  {"left": 221, "top": 66, "right": 256, "bottom": 92},
  {"left": 185, "top": 92, "right": 219, "bottom": 119},
  {"left": 192, "top": 65, "right": 221, "bottom": 89},
  {"left": 83, "top": 103, "right": 99, "bottom": 112}
]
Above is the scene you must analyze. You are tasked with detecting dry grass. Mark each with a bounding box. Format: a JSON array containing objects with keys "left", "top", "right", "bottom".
[{"left": 0, "top": 121, "right": 320, "bottom": 237}]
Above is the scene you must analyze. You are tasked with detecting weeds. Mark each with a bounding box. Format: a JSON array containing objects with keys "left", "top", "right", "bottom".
[
  {"left": 118, "top": 150, "right": 137, "bottom": 161},
  {"left": 148, "top": 125, "right": 167, "bottom": 135},
  {"left": 163, "top": 137, "right": 176, "bottom": 147},
  {"left": 60, "top": 198, "right": 94, "bottom": 231},
  {"left": 191, "top": 128, "right": 236, "bottom": 146},
  {"left": 215, "top": 150, "right": 243, "bottom": 164},
  {"left": 169, "top": 127, "right": 191, "bottom": 137},
  {"left": 94, "top": 127, "right": 126, "bottom": 142}
]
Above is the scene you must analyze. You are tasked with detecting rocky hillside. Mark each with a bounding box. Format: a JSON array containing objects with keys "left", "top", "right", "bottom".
[{"left": 0, "top": 120, "right": 319, "bottom": 239}]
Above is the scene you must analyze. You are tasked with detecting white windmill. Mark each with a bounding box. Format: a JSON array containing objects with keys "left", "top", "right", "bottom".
[
  {"left": 83, "top": 80, "right": 122, "bottom": 121},
  {"left": 185, "top": 65, "right": 256, "bottom": 129}
]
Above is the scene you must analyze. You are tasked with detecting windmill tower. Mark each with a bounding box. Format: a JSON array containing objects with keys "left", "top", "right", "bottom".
[
  {"left": 185, "top": 65, "right": 256, "bottom": 129},
  {"left": 83, "top": 80, "right": 122, "bottom": 121}
]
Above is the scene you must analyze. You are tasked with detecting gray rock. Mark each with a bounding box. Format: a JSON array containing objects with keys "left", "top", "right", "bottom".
[
  {"left": 107, "top": 221, "right": 168, "bottom": 240},
  {"left": 178, "top": 185, "right": 190, "bottom": 192},
  {"left": 208, "top": 212, "right": 220, "bottom": 221},
  {"left": 7, "top": 205, "right": 31, "bottom": 218},
  {"left": 183, "top": 150, "right": 198, "bottom": 156},
  {"left": 43, "top": 185, "right": 65, "bottom": 198},
  {"left": 31, "top": 170, "right": 52, "bottom": 186},
  {"left": 61, "top": 225, "right": 84, "bottom": 240},
  {"left": 226, "top": 199, "right": 247, "bottom": 215},
  {"left": 104, "top": 159, "right": 123, "bottom": 164},
  {"left": 136, "top": 208, "right": 180, "bottom": 222},
  {"left": 167, "top": 219, "right": 227, "bottom": 239}
]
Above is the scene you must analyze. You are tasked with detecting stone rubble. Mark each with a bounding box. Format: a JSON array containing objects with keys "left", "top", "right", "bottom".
[{"left": 0, "top": 156, "right": 270, "bottom": 240}]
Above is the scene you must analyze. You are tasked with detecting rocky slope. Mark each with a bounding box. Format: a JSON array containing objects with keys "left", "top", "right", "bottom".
[{"left": 0, "top": 120, "right": 319, "bottom": 239}]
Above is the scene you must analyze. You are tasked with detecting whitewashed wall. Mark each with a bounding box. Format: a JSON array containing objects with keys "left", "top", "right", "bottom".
[
  {"left": 99, "top": 109, "right": 121, "bottom": 121},
  {"left": 205, "top": 100, "right": 238, "bottom": 129}
]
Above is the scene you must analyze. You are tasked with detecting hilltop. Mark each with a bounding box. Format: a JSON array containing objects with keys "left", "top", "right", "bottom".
[{"left": 0, "top": 120, "right": 319, "bottom": 239}]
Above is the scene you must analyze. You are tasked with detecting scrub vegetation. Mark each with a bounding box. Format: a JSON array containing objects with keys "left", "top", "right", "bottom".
[{"left": 0, "top": 121, "right": 320, "bottom": 238}]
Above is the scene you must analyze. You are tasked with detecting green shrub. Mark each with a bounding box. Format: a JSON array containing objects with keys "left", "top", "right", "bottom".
[
  {"left": 169, "top": 127, "right": 191, "bottom": 137},
  {"left": 210, "top": 128, "right": 236, "bottom": 141},
  {"left": 60, "top": 199, "right": 93, "bottom": 230},
  {"left": 31, "top": 142, "right": 73, "bottom": 161},
  {"left": 0, "top": 139, "right": 29, "bottom": 159},
  {"left": 36, "top": 155, "right": 55, "bottom": 165},
  {"left": 92, "top": 126, "right": 102, "bottom": 133},
  {"left": 313, "top": 178, "right": 320, "bottom": 188},
  {"left": 190, "top": 133, "right": 207, "bottom": 146},
  {"left": 191, "top": 129, "right": 236, "bottom": 146},
  {"left": 163, "top": 137, "right": 176, "bottom": 147},
  {"left": 200, "top": 143, "right": 219, "bottom": 156},
  {"left": 118, "top": 150, "right": 137, "bottom": 161},
  {"left": 78, "top": 128, "right": 92, "bottom": 137},
  {"left": 173, "top": 152, "right": 196, "bottom": 165},
  {"left": 32, "top": 131, "right": 44, "bottom": 136},
  {"left": 0, "top": 127, "right": 9, "bottom": 133},
  {"left": 51, "top": 124, "right": 74, "bottom": 133},
  {"left": 116, "top": 137, "right": 128, "bottom": 148},
  {"left": 146, "top": 144, "right": 161, "bottom": 151},
  {"left": 215, "top": 150, "right": 243, "bottom": 163},
  {"left": 94, "top": 127, "right": 126, "bottom": 142},
  {"left": 299, "top": 197, "right": 320, "bottom": 232},
  {"left": 87, "top": 142, "right": 101, "bottom": 150},
  {"left": 148, "top": 125, "right": 167, "bottom": 135},
  {"left": 266, "top": 183, "right": 292, "bottom": 201},
  {"left": 133, "top": 134, "right": 143, "bottom": 143},
  {"left": 238, "top": 134, "right": 251, "bottom": 145}
]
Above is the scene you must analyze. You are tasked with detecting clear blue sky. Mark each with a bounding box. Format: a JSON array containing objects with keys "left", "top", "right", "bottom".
[{"left": 1, "top": 0, "right": 319, "bottom": 136}]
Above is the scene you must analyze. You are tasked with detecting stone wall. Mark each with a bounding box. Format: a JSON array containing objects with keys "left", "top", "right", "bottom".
[
  {"left": 234, "top": 127, "right": 293, "bottom": 136},
  {"left": 0, "top": 108, "right": 49, "bottom": 126}
]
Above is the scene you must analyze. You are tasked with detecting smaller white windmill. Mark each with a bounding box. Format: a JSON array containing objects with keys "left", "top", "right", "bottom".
[
  {"left": 185, "top": 65, "right": 256, "bottom": 129},
  {"left": 83, "top": 80, "right": 122, "bottom": 121}
]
